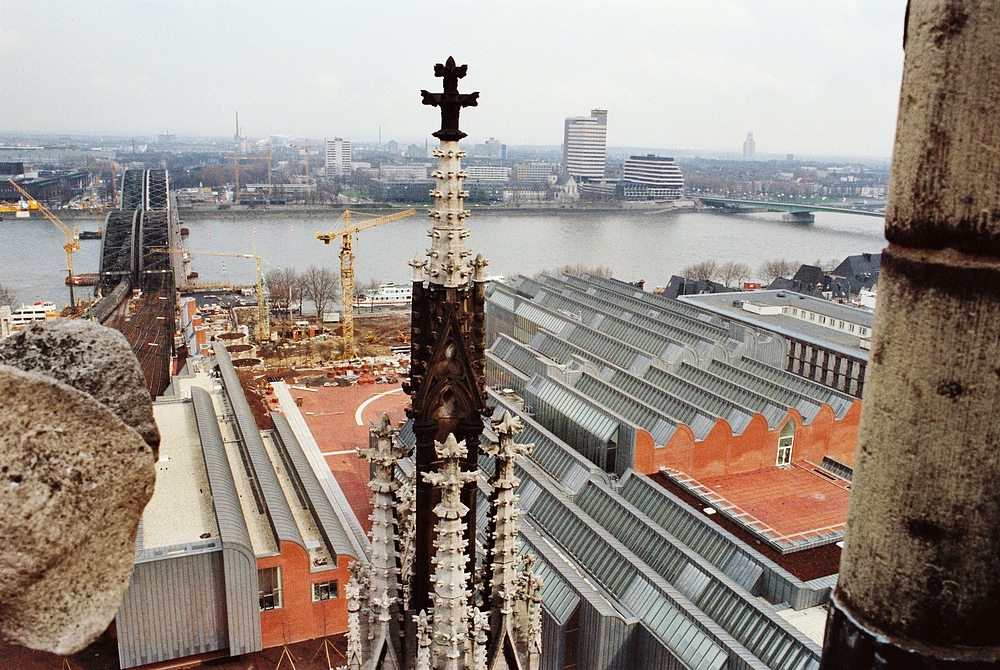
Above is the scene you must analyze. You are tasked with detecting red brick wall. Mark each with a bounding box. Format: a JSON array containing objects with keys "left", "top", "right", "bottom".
[
  {"left": 258, "top": 541, "right": 354, "bottom": 648},
  {"left": 634, "top": 399, "right": 862, "bottom": 478}
]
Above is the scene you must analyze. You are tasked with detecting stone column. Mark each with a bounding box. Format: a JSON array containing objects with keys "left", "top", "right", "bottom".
[{"left": 821, "top": 2, "right": 1000, "bottom": 667}]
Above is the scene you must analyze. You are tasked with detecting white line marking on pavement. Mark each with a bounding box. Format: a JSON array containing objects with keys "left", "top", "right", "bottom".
[{"left": 355, "top": 387, "right": 404, "bottom": 425}]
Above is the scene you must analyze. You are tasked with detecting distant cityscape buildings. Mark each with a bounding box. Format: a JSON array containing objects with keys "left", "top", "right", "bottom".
[
  {"left": 324, "top": 138, "right": 351, "bottom": 177},
  {"left": 468, "top": 136, "right": 506, "bottom": 159},
  {"left": 621, "top": 154, "right": 685, "bottom": 201},
  {"left": 563, "top": 109, "right": 608, "bottom": 181},
  {"left": 743, "top": 132, "right": 756, "bottom": 162}
]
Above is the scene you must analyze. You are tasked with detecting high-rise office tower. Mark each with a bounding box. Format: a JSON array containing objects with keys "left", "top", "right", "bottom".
[
  {"left": 563, "top": 109, "right": 608, "bottom": 181},
  {"left": 743, "top": 132, "right": 756, "bottom": 162},
  {"left": 325, "top": 138, "right": 351, "bottom": 177}
]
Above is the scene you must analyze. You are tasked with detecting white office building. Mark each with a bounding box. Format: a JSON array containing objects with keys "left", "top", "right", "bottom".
[
  {"left": 621, "top": 154, "right": 685, "bottom": 200},
  {"left": 743, "top": 132, "right": 755, "bottom": 162},
  {"left": 325, "top": 138, "right": 352, "bottom": 177},
  {"left": 513, "top": 161, "right": 557, "bottom": 182},
  {"left": 464, "top": 165, "right": 511, "bottom": 182},
  {"left": 563, "top": 109, "right": 607, "bottom": 181}
]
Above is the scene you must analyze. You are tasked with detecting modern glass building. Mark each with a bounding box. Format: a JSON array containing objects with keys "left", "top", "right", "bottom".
[
  {"left": 563, "top": 109, "right": 608, "bottom": 181},
  {"left": 621, "top": 154, "right": 685, "bottom": 200}
]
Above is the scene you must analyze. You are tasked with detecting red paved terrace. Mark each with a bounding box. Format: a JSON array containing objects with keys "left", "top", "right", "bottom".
[
  {"left": 662, "top": 460, "right": 851, "bottom": 554},
  {"left": 292, "top": 382, "right": 410, "bottom": 535}
]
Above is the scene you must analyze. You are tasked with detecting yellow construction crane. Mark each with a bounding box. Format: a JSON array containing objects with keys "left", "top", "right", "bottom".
[
  {"left": 154, "top": 248, "right": 271, "bottom": 342},
  {"left": 0, "top": 199, "right": 41, "bottom": 213},
  {"left": 317, "top": 209, "right": 417, "bottom": 359},
  {"left": 8, "top": 180, "right": 81, "bottom": 306}
]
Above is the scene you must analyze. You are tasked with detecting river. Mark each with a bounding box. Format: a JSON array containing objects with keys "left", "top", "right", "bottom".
[{"left": 0, "top": 208, "right": 886, "bottom": 308}]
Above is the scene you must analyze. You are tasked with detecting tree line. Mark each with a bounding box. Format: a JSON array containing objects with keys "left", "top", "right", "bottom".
[
  {"left": 265, "top": 266, "right": 341, "bottom": 324},
  {"left": 680, "top": 259, "right": 800, "bottom": 287}
]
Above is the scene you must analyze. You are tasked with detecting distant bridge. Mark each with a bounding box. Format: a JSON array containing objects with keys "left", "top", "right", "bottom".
[
  {"left": 94, "top": 168, "right": 180, "bottom": 397},
  {"left": 698, "top": 197, "right": 885, "bottom": 222}
]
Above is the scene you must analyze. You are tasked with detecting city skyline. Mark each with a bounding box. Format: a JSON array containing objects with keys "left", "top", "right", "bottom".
[{"left": 3, "top": 1, "right": 907, "bottom": 158}]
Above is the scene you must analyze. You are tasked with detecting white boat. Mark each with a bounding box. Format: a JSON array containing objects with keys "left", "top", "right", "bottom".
[
  {"left": 11, "top": 301, "right": 58, "bottom": 326},
  {"left": 355, "top": 283, "right": 412, "bottom": 308}
]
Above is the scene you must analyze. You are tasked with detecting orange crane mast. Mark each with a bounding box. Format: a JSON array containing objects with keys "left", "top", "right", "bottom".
[
  {"left": 8, "top": 180, "right": 81, "bottom": 306},
  {"left": 317, "top": 209, "right": 416, "bottom": 359}
]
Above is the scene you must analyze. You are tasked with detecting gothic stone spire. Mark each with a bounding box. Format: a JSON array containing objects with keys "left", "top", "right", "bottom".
[
  {"left": 422, "top": 434, "right": 479, "bottom": 668},
  {"left": 407, "top": 58, "right": 489, "bottom": 619}
]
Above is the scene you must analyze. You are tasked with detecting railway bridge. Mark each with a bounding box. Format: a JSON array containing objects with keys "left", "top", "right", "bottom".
[
  {"left": 698, "top": 197, "right": 885, "bottom": 222},
  {"left": 93, "top": 169, "right": 181, "bottom": 397}
]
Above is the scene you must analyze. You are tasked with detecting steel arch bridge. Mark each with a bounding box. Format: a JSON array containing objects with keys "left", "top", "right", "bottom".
[{"left": 95, "top": 168, "right": 179, "bottom": 397}]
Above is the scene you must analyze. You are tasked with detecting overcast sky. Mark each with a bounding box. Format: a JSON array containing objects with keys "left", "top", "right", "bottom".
[{"left": 2, "top": 1, "right": 907, "bottom": 158}]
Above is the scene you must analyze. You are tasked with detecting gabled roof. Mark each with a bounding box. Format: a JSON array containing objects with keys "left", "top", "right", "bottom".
[
  {"left": 830, "top": 253, "right": 880, "bottom": 291},
  {"left": 791, "top": 264, "right": 826, "bottom": 286}
]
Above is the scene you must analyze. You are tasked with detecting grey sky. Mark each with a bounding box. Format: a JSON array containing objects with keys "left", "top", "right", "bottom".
[{"left": 2, "top": 1, "right": 907, "bottom": 157}]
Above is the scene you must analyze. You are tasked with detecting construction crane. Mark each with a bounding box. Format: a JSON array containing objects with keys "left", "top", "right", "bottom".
[
  {"left": 8, "top": 180, "right": 81, "bottom": 306},
  {"left": 316, "top": 209, "right": 416, "bottom": 359},
  {"left": 0, "top": 199, "right": 41, "bottom": 213},
  {"left": 154, "top": 248, "right": 271, "bottom": 341}
]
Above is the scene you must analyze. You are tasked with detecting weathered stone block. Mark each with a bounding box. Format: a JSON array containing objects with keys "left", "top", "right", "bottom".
[
  {"left": 0, "top": 320, "right": 160, "bottom": 454},
  {"left": 0, "top": 323, "right": 157, "bottom": 655}
]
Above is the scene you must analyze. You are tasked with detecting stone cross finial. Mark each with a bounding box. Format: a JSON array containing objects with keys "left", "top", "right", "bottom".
[{"left": 421, "top": 57, "right": 480, "bottom": 141}]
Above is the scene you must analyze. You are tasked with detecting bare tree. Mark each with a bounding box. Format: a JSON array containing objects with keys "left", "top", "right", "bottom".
[
  {"left": 681, "top": 260, "right": 719, "bottom": 281},
  {"left": 759, "top": 259, "right": 798, "bottom": 283},
  {"left": 0, "top": 281, "right": 16, "bottom": 307},
  {"left": 356, "top": 278, "right": 383, "bottom": 301},
  {"left": 718, "top": 261, "right": 752, "bottom": 288},
  {"left": 535, "top": 264, "right": 613, "bottom": 279},
  {"left": 301, "top": 266, "right": 339, "bottom": 324},
  {"left": 265, "top": 267, "right": 300, "bottom": 319}
]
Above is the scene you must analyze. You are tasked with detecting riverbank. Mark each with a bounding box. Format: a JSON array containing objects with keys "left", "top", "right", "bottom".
[
  {"left": 2, "top": 207, "right": 886, "bottom": 309},
  {"left": 175, "top": 202, "right": 696, "bottom": 220},
  {"left": 3, "top": 202, "right": 697, "bottom": 223}
]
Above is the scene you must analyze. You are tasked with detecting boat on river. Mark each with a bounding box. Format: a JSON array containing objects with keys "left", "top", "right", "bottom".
[{"left": 355, "top": 283, "right": 412, "bottom": 308}]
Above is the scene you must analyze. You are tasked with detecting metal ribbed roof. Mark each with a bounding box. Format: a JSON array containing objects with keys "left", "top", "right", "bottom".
[
  {"left": 562, "top": 324, "right": 652, "bottom": 373},
  {"left": 536, "top": 287, "right": 715, "bottom": 354},
  {"left": 561, "top": 273, "right": 730, "bottom": 336},
  {"left": 517, "top": 466, "right": 731, "bottom": 670},
  {"left": 670, "top": 363, "right": 792, "bottom": 430},
  {"left": 613, "top": 367, "right": 755, "bottom": 435},
  {"left": 736, "top": 357, "right": 855, "bottom": 418},
  {"left": 518, "top": 525, "right": 582, "bottom": 626},
  {"left": 513, "top": 300, "right": 570, "bottom": 335},
  {"left": 580, "top": 273, "right": 721, "bottom": 323},
  {"left": 215, "top": 344, "right": 304, "bottom": 551},
  {"left": 618, "top": 473, "right": 831, "bottom": 609},
  {"left": 573, "top": 373, "right": 681, "bottom": 444},
  {"left": 489, "top": 334, "right": 542, "bottom": 378},
  {"left": 576, "top": 481, "right": 822, "bottom": 670},
  {"left": 525, "top": 374, "right": 620, "bottom": 442},
  {"left": 191, "top": 387, "right": 255, "bottom": 558},
  {"left": 539, "top": 275, "right": 729, "bottom": 345},
  {"left": 271, "top": 413, "right": 359, "bottom": 560},
  {"left": 530, "top": 330, "right": 611, "bottom": 370},
  {"left": 487, "top": 389, "right": 598, "bottom": 495},
  {"left": 486, "top": 287, "right": 517, "bottom": 312},
  {"left": 705, "top": 359, "right": 826, "bottom": 421}
]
